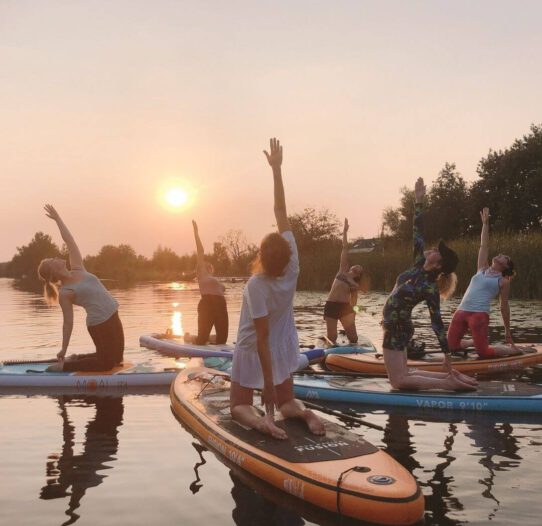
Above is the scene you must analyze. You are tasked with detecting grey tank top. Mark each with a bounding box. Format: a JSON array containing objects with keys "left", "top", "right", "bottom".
[{"left": 62, "top": 271, "right": 119, "bottom": 326}]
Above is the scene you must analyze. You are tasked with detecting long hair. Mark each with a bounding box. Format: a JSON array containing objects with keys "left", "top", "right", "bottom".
[
  {"left": 251, "top": 233, "right": 291, "bottom": 278},
  {"left": 37, "top": 259, "right": 60, "bottom": 305},
  {"left": 436, "top": 272, "right": 457, "bottom": 300}
]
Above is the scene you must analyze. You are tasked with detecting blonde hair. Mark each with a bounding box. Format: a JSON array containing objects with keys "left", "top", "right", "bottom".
[
  {"left": 436, "top": 272, "right": 457, "bottom": 300},
  {"left": 37, "top": 259, "right": 60, "bottom": 305}
]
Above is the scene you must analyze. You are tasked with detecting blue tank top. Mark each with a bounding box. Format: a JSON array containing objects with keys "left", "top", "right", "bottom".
[{"left": 458, "top": 269, "right": 501, "bottom": 313}]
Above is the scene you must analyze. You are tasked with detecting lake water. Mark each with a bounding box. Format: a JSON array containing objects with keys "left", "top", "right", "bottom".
[{"left": 1, "top": 278, "right": 541, "bottom": 526}]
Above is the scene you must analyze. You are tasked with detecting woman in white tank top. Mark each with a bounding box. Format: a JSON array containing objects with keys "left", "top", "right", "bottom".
[
  {"left": 37, "top": 205, "right": 123, "bottom": 371},
  {"left": 447, "top": 207, "right": 527, "bottom": 357}
]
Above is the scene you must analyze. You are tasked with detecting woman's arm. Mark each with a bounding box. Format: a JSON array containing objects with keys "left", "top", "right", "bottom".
[
  {"left": 44, "top": 205, "right": 84, "bottom": 270},
  {"left": 413, "top": 178, "right": 426, "bottom": 264},
  {"left": 350, "top": 289, "right": 358, "bottom": 308},
  {"left": 499, "top": 279, "right": 514, "bottom": 344},
  {"left": 426, "top": 287, "right": 450, "bottom": 355},
  {"left": 478, "top": 208, "right": 490, "bottom": 271},
  {"left": 264, "top": 138, "right": 290, "bottom": 233},
  {"left": 339, "top": 218, "right": 349, "bottom": 272},
  {"left": 253, "top": 316, "right": 277, "bottom": 416},
  {"left": 57, "top": 290, "right": 74, "bottom": 360},
  {"left": 192, "top": 220, "right": 207, "bottom": 275}
]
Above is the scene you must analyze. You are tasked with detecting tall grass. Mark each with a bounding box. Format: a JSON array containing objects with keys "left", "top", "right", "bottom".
[{"left": 350, "top": 232, "right": 542, "bottom": 299}]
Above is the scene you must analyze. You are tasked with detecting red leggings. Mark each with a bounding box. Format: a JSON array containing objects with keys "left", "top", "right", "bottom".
[{"left": 447, "top": 310, "right": 495, "bottom": 358}]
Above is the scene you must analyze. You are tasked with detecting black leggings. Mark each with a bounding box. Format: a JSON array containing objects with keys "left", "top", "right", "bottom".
[
  {"left": 63, "top": 311, "right": 124, "bottom": 372},
  {"left": 195, "top": 295, "right": 228, "bottom": 345}
]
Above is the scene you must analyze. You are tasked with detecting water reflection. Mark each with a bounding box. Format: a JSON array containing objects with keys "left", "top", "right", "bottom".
[
  {"left": 40, "top": 396, "right": 124, "bottom": 526},
  {"left": 360, "top": 408, "right": 526, "bottom": 525}
]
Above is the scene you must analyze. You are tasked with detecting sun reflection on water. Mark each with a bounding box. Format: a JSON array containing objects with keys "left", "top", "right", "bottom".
[{"left": 171, "top": 310, "right": 183, "bottom": 336}]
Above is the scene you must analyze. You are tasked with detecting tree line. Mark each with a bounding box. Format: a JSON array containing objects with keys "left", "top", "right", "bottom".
[
  {"left": 2, "top": 124, "right": 541, "bottom": 295},
  {"left": 382, "top": 124, "right": 542, "bottom": 242}
]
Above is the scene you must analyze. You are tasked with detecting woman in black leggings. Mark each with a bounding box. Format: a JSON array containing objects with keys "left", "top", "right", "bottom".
[
  {"left": 38, "top": 205, "right": 124, "bottom": 372},
  {"left": 184, "top": 220, "right": 229, "bottom": 345}
]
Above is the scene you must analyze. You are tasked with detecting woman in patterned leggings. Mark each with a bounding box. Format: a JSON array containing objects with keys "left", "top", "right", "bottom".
[{"left": 382, "top": 178, "right": 477, "bottom": 391}]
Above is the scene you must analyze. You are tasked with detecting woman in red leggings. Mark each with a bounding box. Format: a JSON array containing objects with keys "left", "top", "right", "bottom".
[{"left": 447, "top": 207, "right": 527, "bottom": 357}]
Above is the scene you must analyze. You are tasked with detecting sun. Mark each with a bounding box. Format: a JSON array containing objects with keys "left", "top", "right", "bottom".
[
  {"left": 165, "top": 188, "right": 188, "bottom": 208},
  {"left": 158, "top": 179, "right": 195, "bottom": 212}
]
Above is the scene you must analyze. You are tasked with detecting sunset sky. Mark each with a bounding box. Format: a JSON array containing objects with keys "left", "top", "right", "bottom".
[{"left": 2, "top": 1, "right": 542, "bottom": 262}]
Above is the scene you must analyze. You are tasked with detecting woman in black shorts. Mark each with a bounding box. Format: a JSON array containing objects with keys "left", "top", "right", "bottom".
[{"left": 323, "top": 218, "right": 362, "bottom": 344}]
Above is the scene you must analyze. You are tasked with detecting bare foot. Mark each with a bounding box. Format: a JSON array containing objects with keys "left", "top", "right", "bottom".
[
  {"left": 255, "top": 415, "right": 287, "bottom": 440},
  {"left": 46, "top": 361, "right": 64, "bottom": 372},
  {"left": 446, "top": 373, "right": 477, "bottom": 392},
  {"left": 453, "top": 369, "right": 478, "bottom": 386},
  {"left": 184, "top": 333, "right": 197, "bottom": 344},
  {"left": 301, "top": 409, "right": 326, "bottom": 436}
]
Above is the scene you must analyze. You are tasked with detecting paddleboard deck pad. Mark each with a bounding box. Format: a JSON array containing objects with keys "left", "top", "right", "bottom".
[
  {"left": 0, "top": 360, "right": 179, "bottom": 390},
  {"left": 170, "top": 367, "right": 424, "bottom": 525},
  {"left": 294, "top": 374, "right": 542, "bottom": 413},
  {"left": 325, "top": 345, "right": 542, "bottom": 376}
]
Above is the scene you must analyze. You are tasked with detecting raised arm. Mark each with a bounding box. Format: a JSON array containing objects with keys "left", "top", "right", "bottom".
[
  {"left": 192, "top": 220, "right": 207, "bottom": 274},
  {"left": 263, "top": 138, "right": 289, "bottom": 233},
  {"left": 57, "top": 290, "right": 75, "bottom": 361},
  {"left": 477, "top": 208, "right": 490, "bottom": 271},
  {"left": 44, "top": 205, "right": 84, "bottom": 270},
  {"left": 413, "top": 178, "right": 426, "bottom": 265},
  {"left": 339, "top": 218, "right": 350, "bottom": 272}
]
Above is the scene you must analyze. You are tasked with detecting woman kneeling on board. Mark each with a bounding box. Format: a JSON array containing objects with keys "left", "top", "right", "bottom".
[
  {"left": 184, "top": 220, "right": 228, "bottom": 345},
  {"left": 230, "top": 138, "right": 325, "bottom": 440},
  {"left": 447, "top": 207, "right": 528, "bottom": 357},
  {"left": 324, "top": 218, "right": 362, "bottom": 345},
  {"left": 38, "top": 205, "right": 124, "bottom": 372},
  {"left": 382, "top": 178, "right": 477, "bottom": 391}
]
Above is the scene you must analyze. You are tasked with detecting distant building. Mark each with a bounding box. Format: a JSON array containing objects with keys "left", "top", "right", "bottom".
[{"left": 348, "top": 237, "right": 379, "bottom": 254}]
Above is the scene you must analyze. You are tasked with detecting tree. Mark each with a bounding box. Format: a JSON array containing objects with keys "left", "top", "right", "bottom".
[
  {"left": 380, "top": 187, "right": 416, "bottom": 242},
  {"left": 425, "top": 162, "right": 470, "bottom": 241},
  {"left": 151, "top": 246, "right": 182, "bottom": 272},
  {"left": 210, "top": 242, "right": 231, "bottom": 275},
  {"left": 84, "top": 244, "right": 141, "bottom": 280},
  {"left": 288, "top": 208, "right": 341, "bottom": 251},
  {"left": 472, "top": 124, "right": 542, "bottom": 232},
  {"left": 219, "top": 229, "right": 257, "bottom": 275},
  {"left": 7, "top": 232, "right": 61, "bottom": 279}
]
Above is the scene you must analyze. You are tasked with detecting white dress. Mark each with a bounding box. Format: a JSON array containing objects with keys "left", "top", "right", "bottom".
[{"left": 231, "top": 231, "right": 300, "bottom": 389}]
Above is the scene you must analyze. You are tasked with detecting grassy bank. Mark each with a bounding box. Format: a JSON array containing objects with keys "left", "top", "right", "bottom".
[{"left": 351, "top": 232, "right": 542, "bottom": 299}]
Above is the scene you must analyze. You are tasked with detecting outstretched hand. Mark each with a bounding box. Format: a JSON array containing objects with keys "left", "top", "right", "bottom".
[
  {"left": 343, "top": 218, "right": 349, "bottom": 235},
  {"left": 44, "top": 204, "right": 61, "bottom": 222},
  {"left": 480, "top": 207, "right": 489, "bottom": 224},
  {"left": 414, "top": 177, "right": 426, "bottom": 203},
  {"left": 192, "top": 220, "right": 198, "bottom": 233},
  {"left": 263, "top": 138, "right": 283, "bottom": 169}
]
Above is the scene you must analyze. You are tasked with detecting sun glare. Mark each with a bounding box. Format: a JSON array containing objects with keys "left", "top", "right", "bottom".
[
  {"left": 158, "top": 179, "right": 195, "bottom": 212},
  {"left": 166, "top": 188, "right": 188, "bottom": 208}
]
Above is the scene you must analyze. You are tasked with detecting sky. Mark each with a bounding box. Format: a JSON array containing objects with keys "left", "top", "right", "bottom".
[{"left": 2, "top": 0, "right": 542, "bottom": 261}]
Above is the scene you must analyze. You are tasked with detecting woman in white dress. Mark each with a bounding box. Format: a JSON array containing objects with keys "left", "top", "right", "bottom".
[{"left": 230, "top": 138, "right": 325, "bottom": 440}]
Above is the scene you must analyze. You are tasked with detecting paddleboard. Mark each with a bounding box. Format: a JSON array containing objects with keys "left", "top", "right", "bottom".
[
  {"left": 325, "top": 345, "right": 542, "bottom": 376},
  {"left": 140, "top": 333, "right": 325, "bottom": 364},
  {"left": 0, "top": 360, "right": 179, "bottom": 391},
  {"left": 293, "top": 374, "right": 542, "bottom": 413},
  {"left": 170, "top": 367, "right": 424, "bottom": 525}
]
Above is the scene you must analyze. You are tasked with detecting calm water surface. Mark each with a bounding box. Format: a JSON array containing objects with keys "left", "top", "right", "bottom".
[{"left": 1, "top": 278, "right": 542, "bottom": 526}]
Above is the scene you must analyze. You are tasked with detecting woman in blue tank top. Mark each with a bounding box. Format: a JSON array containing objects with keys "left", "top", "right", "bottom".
[
  {"left": 447, "top": 207, "right": 528, "bottom": 357},
  {"left": 37, "top": 205, "right": 124, "bottom": 372}
]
